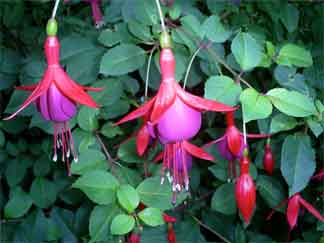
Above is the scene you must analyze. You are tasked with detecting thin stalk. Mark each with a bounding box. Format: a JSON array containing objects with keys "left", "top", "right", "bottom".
[
  {"left": 183, "top": 45, "right": 202, "bottom": 89},
  {"left": 242, "top": 114, "right": 247, "bottom": 146},
  {"left": 95, "top": 132, "right": 123, "bottom": 173},
  {"left": 145, "top": 45, "right": 157, "bottom": 99},
  {"left": 165, "top": 21, "right": 253, "bottom": 88},
  {"left": 51, "top": 0, "right": 61, "bottom": 19},
  {"left": 189, "top": 213, "right": 232, "bottom": 243},
  {"left": 155, "top": 0, "right": 166, "bottom": 32}
]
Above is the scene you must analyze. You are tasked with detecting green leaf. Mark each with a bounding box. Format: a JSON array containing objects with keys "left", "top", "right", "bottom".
[
  {"left": 267, "top": 88, "right": 317, "bottom": 117},
  {"left": 72, "top": 170, "right": 119, "bottom": 205},
  {"left": 89, "top": 204, "right": 120, "bottom": 243},
  {"left": 5, "top": 159, "right": 27, "bottom": 187},
  {"left": 134, "top": 0, "right": 158, "bottom": 25},
  {"left": 270, "top": 114, "right": 298, "bottom": 133},
  {"left": 280, "top": 3, "right": 299, "bottom": 33},
  {"left": 110, "top": 214, "right": 135, "bottom": 235},
  {"left": 202, "top": 15, "right": 231, "bottom": 43},
  {"left": 240, "top": 88, "right": 273, "bottom": 122},
  {"left": 100, "top": 44, "right": 146, "bottom": 76},
  {"left": 71, "top": 149, "right": 107, "bottom": 175},
  {"left": 98, "top": 29, "right": 121, "bottom": 47},
  {"left": 117, "top": 184, "right": 140, "bottom": 213},
  {"left": 117, "top": 137, "right": 146, "bottom": 163},
  {"left": 256, "top": 175, "right": 286, "bottom": 212},
  {"left": 137, "top": 177, "right": 187, "bottom": 210},
  {"left": 306, "top": 117, "right": 323, "bottom": 138},
  {"left": 100, "top": 122, "right": 123, "bottom": 138},
  {"left": 211, "top": 183, "right": 236, "bottom": 215},
  {"left": 281, "top": 134, "right": 315, "bottom": 195},
  {"left": 204, "top": 75, "right": 242, "bottom": 106},
  {"left": 276, "top": 44, "right": 313, "bottom": 67},
  {"left": 5, "top": 187, "right": 33, "bottom": 218},
  {"left": 30, "top": 177, "right": 58, "bottom": 208},
  {"left": 138, "top": 207, "right": 164, "bottom": 227},
  {"left": 231, "top": 32, "right": 262, "bottom": 71},
  {"left": 77, "top": 106, "right": 99, "bottom": 132}
]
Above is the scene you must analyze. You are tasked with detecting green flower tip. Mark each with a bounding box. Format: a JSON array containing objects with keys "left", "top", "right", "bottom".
[
  {"left": 46, "top": 18, "right": 58, "bottom": 36},
  {"left": 243, "top": 148, "right": 249, "bottom": 157},
  {"left": 160, "top": 31, "right": 172, "bottom": 49}
]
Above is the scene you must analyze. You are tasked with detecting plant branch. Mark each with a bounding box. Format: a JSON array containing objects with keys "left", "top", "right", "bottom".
[
  {"left": 51, "top": 0, "right": 61, "bottom": 19},
  {"left": 183, "top": 45, "right": 203, "bottom": 89},
  {"left": 188, "top": 213, "right": 232, "bottom": 243},
  {"left": 95, "top": 132, "right": 122, "bottom": 173},
  {"left": 155, "top": 0, "right": 166, "bottom": 32}
]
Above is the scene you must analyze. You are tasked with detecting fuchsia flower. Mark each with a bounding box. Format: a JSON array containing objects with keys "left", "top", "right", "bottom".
[
  {"left": 267, "top": 193, "right": 324, "bottom": 231},
  {"left": 64, "top": 0, "right": 103, "bottom": 28},
  {"left": 205, "top": 111, "right": 270, "bottom": 161},
  {"left": 263, "top": 139, "right": 275, "bottom": 175},
  {"left": 4, "top": 19, "right": 101, "bottom": 173},
  {"left": 235, "top": 149, "right": 256, "bottom": 223},
  {"left": 128, "top": 232, "right": 141, "bottom": 243},
  {"left": 115, "top": 32, "right": 236, "bottom": 202}
]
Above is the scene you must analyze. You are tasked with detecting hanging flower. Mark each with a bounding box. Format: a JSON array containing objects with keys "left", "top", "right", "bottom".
[
  {"left": 115, "top": 32, "right": 234, "bottom": 202},
  {"left": 128, "top": 232, "right": 141, "bottom": 243},
  {"left": 263, "top": 139, "right": 275, "bottom": 175},
  {"left": 235, "top": 149, "right": 256, "bottom": 223},
  {"left": 4, "top": 19, "right": 101, "bottom": 174},
  {"left": 267, "top": 193, "right": 324, "bottom": 231},
  {"left": 163, "top": 213, "right": 179, "bottom": 243},
  {"left": 205, "top": 111, "right": 270, "bottom": 161},
  {"left": 64, "top": 0, "right": 103, "bottom": 28}
]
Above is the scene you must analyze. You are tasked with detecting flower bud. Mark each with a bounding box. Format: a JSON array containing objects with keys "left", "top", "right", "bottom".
[{"left": 263, "top": 141, "right": 275, "bottom": 175}]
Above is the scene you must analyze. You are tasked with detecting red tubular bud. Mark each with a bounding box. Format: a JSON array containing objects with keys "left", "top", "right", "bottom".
[
  {"left": 286, "top": 194, "right": 301, "bottom": 230},
  {"left": 235, "top": 170, "right": 256, "bottom": 223},
  {"left": 167, "top": 225, "right": 177, "bottom": 243},
  {"left": 129, "top": 232, "right": 141, "bottom": 243},
  {"left": 263, "top": 142, "right": 275, "bottom": 175}
]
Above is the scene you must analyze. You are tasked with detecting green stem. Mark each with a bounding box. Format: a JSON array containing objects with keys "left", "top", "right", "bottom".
[
  {"left": 155, "top": 0, "right": 166, "bottom": 32},
  {"left": 145, "top": 44, "right": 157, "bottom": 99},
  {"left": 51, "top": 0, "right": 61, "bottom": 19},
  {"left": 189, "top": 213, "right": 232, "bottom": 243},
  {"left": 183, "top": 45, "right": 202, "bottom": 89}
]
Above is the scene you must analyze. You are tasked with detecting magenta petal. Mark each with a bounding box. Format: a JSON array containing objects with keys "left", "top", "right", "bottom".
[
  {"left": 48, "top": 83, "right": 77, "bottom": 122},
  {"left": 217, "top": 135, "right": 244, "bottom": 161},
  {"left": 157, "top": 97, "right": 202, "bottom": 143}
]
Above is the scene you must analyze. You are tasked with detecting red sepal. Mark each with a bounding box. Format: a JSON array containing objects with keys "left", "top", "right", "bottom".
[
  {"left": 4, "top": 73, "right": 52, "bottom": 120},
  {"left": 246, "top": 133, "right": 271, "bottom": 139},
  {"left": 183, "top": 141, "right": 214, "bottom": 161},
  {"left": 136, "top": 124, "right": 150, "bottom": 156},
  {"left": 115, "top": 97, "right": 156, "bottom": 126},
  {"left": 163, "top": 214, "right": 177, "bottom": 223},
  {"left": 226, "top": 126, "right": 243, "bottom": 156},
  {"left": 54, "top": 69, "right": 99, "bottom": 108},
  {"left": 16, "top": 84, "right": 37, "bottom": 91},
  {"left": 175, "top": 83, "right": 237, "bottom": 112},
  {"left": 286, "top": 194, "right": 300, "bottom": 230},
  {"left": 150, "top": 82, "right": 176, "bottom": 124},
  {"left": 299, "top": 197, "right": 324, "bottom": 222},
  {"left": 153, "top": 152, "right": 163, "bottom": 163}
]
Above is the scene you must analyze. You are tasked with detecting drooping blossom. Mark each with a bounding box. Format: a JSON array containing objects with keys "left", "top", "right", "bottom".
[
  {"left": 64, "top": 0, "right": 103, "bottom": 28},
  {"left": 128, "top": 232, "right": 141, "bottom": 243},
  {"left": 235, "top": 149, "right": 256, "bottom": 223},
  {"left": 205, "top": 111, "right": 270, "bottom": 178},
  {"left": 4, "top": 19, "right": 101, "bottom": 174},
  {"left": 115, "top": 32, "right": 236, "bottom": 202},
  {"left": 263, "top": 139, "right": 275, "bottom": 175},
  {"left": 205, "top": 111, "right": 270, "bottom": 161},
  {"left": 163, "top": 214, "right": 179, "bottom": 243},
  {"left": 267, "top": 193, "right": 324, "bottom": 231}
]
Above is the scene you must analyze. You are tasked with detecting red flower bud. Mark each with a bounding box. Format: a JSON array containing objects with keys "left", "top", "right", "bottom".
[
  {"left": 286, "top": 194, "right": 300, "bottom": 230},
  {"left": 167, "top": 224, "right": 179, "bottom": 243},
  {"left": 225, "top": 112, "right": 243, "bottom": 157},
  {"left": 129, "top": 232, "right": 141, "bottom": 243},
  {"left": 263, "top": 141, "right": 275, "bottom": 175},
  {"left": 163, "top": 214, "right": 177, "bottom": 223},
  {"left": 235, "top": 152, "right": 256, "bottom": 223}
]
